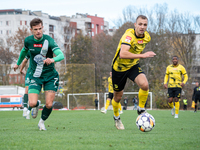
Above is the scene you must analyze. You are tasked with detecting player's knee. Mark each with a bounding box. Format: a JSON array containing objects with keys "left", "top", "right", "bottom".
[
  {"left": 29, "top": 101, "right": 37, "bottom": 107},
  {"left": 140, "top": 83, "right": 149, "bottom": 91},
  {"left": 114, "top": 95, "right": 122, "bottom": 102},
  {"left": 45, "top": 103, "right": 53, "bottom": 109}
]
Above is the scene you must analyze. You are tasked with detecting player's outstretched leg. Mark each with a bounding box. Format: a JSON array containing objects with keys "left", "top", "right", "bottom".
[{"left": 31, "top": 100, "right": 41, "bottom": 118}]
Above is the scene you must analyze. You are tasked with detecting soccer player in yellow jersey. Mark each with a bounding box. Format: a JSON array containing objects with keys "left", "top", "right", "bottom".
[
  {"left": 111, "top": 15, "right": 156, "bottom": 130},
  {"left": 164, "top": 56, "right": 188, "bottom": 118},
  {"left": 101, "top": 72, "right": 123, "bottom": 114}
]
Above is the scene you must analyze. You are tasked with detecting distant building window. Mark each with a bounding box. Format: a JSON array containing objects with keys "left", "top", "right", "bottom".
[
  {"left": 20, "top": 20, "right": 27, "bottom": 26},
  {"left": 92, "top": 24, "right": 94, "bottom": 28},
  {"left": 101, "top": 25, "right": 103, "bottom": 30},
  {"left": 96, "top": 24, "right": 99, "bottom": 34},
  {"left": 0, "top": 21, "right": 2, "bottom": 26},
  {"left": 92, "top": 32, "right": 94, "bottom": 36},
  {"left": 49, "top": 25, "right": 54, "bottom": 32},
  {"left": 6, "top": 21, "right": 10, "bottom": 26},
  {"left": 6, "top": 30, "right": 11, "bottom": 35}
]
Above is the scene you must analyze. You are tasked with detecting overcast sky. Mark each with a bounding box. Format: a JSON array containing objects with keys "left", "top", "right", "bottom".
[{"left": 1, "top": 0, "right": 200, "bottom": 27}]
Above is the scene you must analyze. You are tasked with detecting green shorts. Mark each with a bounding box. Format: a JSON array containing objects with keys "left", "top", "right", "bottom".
[{"left": 28, "top": 71, "right": 59, "bottom": 94}]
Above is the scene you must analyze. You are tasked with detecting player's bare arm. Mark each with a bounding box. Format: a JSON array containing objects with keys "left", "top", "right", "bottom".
[
  {"left": 20, "top": 58, "right": 28, "bottom": 75},
  {"left": 120, "top": 44, "right": 156, "bottom": 59},
  {"left": 164, "top": 84, "right": 168, "bottom": 89},
  {"left": 13, "top": 64, "right": 19, "bottom": 71}
]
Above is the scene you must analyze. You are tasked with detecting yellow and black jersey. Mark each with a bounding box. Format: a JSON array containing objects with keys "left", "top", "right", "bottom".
[
  {"left": 108, "top": 76, "right": 113, "bottom": 93},
  {"left": 164, "top": 64, "right": 188, "bottom": 88},
  {"left": 112, "top": 28, "right": 151, "bottom": 72}
]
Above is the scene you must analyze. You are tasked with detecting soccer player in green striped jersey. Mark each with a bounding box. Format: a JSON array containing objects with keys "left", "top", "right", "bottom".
[{"left": 14, "top": 18, "right": 64, "bottom": 130}]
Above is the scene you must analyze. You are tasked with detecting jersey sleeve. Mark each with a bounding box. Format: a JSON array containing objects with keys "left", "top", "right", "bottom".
[
  {"left": 53, "top": 49, "right": 64, "bottom": 62},
  {"left": 25, "top": 51, "right": 30, "bottom": 60},
  {"left": 48, "top": 37, "right": 60, "bottom": 52},
  {"left": 181, "top": 66, "right": 188, "bottom": 84},
  {"left": 164, "top": 66, "right": 169, "bottom": 84},
  {"left": 24, "top": 37, "right": 29, "bottom": 50}
]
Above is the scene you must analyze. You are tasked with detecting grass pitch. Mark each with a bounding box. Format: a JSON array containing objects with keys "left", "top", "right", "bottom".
[{"left": 0, "top": 109, "right": 199, "bottom": 150}]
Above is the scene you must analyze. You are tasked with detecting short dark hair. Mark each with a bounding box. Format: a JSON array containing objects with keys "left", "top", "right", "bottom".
[
  {"left": 30, "top": 18, "right": 43, "bottom": 28},
  {"left": 172, "top": 56, "right": 179, "bottom": 60},
  {"left": 136, "top": 15, "right": 148, "bottom": 22}
]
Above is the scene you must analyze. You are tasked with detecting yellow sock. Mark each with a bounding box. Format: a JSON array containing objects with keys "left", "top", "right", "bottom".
[
  {"left": 138, "top": 89, "right": 149, "bottom": 108},
  {"left": 175, "top": 101, "right": 180, "bottom": 114},
  {"left": 118, "top": 102, "right": 122, "bottom": 111},
  {"left": 105, "top": 99, "right": 110, "bottom": 110},
  {"left": 112, "top": 99, "right": 119, "bottom": 117},
  {"left": 168, "top": 102, "right": 174, "bottom": 108}
]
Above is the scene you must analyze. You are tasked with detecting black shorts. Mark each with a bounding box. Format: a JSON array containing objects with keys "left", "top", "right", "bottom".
[
  {"left": 194, "top": 92, "right": 200, "bottom": 103},
  {"left": 167, "top": 88, "right": 182, "bottom": 98},
  {"left": 108, "top": 93, "right": 113, "bottom": 99},
  {"left": 112, "top": 63, "right": 144, "bottom": 91}
]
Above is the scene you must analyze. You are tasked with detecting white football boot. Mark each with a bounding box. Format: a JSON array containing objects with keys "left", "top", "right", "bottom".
[
  {"left": 114, "top": 117, "right": 125, "bottom": 130},
  {"left": 31, "top": 100, "right": 41, "bottom": 119},
  {"left": 38, "top": 120, "right": 46, "bottom": 131},
  {"left": 101, "top": 109, "right": 107, "bottom": 114},
  {"left": 23, "top": 107, "right": 27, "bottom": 117},
  {"left": 171, "top": 106, "right": 175, "bottom": 116},
  {"left": 174, "top": 114, "right": 178, "bottom": 118},
  {"left": 137, "top": 106, "right": 146, "bottom": 115},
  {"left": 119, "top": 110, "right": 123, "bottom": 114}
]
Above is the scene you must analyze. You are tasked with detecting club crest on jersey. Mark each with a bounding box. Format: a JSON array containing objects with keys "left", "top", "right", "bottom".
[
  {"left": 34, "top": 44, "right": 42, "bottom": 47},
  {"left": 137, "top": 40, "right": 143, "bottom": 44},
  {"left": 125, "top": 36, "right": 132, "bottom": 43}
]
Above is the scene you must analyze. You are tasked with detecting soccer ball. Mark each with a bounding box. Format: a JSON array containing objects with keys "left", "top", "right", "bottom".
[{"left": 136, "top": 112, "right": 155, "bottom": 132}]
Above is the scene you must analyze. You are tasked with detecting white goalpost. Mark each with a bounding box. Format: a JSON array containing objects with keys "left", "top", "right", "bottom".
[
  {"left": 104, "top": 92, "right": 153, "bottom": 110},
  {"left": 67, "top": 93, "right": 100, "bottom": 110}
]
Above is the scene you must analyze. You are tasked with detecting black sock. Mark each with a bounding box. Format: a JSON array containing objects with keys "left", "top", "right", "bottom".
[{"left": 41, "top": 106, "right": 52, "bottom": 121}]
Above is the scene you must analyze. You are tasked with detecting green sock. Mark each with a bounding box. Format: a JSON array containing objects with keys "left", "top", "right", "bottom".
[
  {"left": 35, "top": 101, "right": 39, "bottom": 107},
  {"left": 41, "top": 106, "right": 52, "bottom": 121},
  {"left": 23, "top": 94, "right": 28, "bottom": 108},
  {"left": 28, "top": 106, "right": 32, "bottom": 111}
]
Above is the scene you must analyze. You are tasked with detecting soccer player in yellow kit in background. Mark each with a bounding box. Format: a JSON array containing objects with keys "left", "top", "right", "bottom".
[
  {"left": 101, "top": 72, "right": 123, "bottom": 114},
  {"left": 164, "top": 56, "right": 188, "bottom": 118},
  {"left": 111, "top": 15, "right": 156, "bottom": 130}
]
